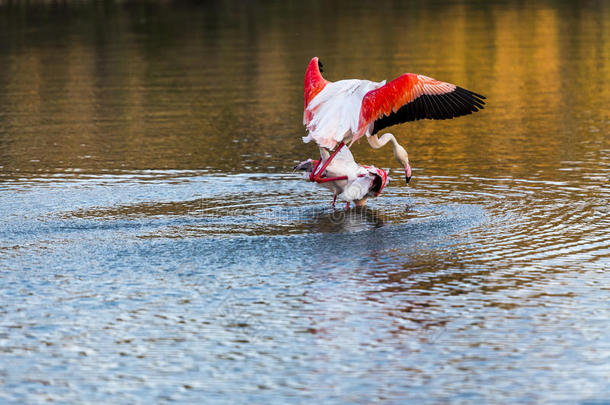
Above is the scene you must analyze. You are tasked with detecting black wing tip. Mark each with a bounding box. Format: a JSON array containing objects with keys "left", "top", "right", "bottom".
[
  {"left": 371, "top": 85, "right": 486, "bottom": 133},
  {"left": 455, "top": 86, "right": 486, "bottom": 104}
]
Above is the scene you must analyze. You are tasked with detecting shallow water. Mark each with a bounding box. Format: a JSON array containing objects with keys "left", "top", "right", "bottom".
[{"left": 1, "top": 1, "right": 609, "bottom": 403}]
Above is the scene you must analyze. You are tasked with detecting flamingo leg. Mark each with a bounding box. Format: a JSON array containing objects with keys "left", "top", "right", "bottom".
[
  {"left": 309, "top": 159, "right": 322, "bottom": 182},
  {"left": 332, "top": 194, "right": 337, "bottom": 208},
  {"left": 316, "top": 175, "right": 348, "bottom": 183},
  {"left": 345, "top": 201, "right": 350, "bottom": 210},
  {"left": 316, "top": 174, "right": 366, "bottom": 184},
  {"left": 311, "top": 142, "right": 345, "bottom": 182}
]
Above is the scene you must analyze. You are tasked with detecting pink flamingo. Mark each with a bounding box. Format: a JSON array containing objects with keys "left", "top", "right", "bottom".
[
  {"left": 303, "top": 57, "right": 485, "bottom": 184},
  {"left": 294, "top": 145, "right": 387, "bottom": 209}
]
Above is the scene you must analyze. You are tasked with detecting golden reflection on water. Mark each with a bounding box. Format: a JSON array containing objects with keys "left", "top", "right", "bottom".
[
  {"left": 0, "top": 0, "right": 608, "bottom": 182},
  {"left": 0, "top": 4, "right": 609, "bottom": 401}
]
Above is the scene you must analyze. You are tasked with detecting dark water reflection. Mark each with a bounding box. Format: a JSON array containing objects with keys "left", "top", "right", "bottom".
[{"left": 0, "top": 0, "right": 609, "bottom": 403}]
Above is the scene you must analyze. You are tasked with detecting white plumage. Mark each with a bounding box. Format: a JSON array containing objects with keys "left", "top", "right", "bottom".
[{"left": 302, "top": 79, "right": 385, "bottom": 149}]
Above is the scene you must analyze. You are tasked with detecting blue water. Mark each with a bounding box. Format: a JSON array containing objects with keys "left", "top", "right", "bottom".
[
  {"left": 2, "top": 171, "right": 609, "bottom": 403},
  {"left": 1, "top": 0, "right": 610, "bottom": 403}
]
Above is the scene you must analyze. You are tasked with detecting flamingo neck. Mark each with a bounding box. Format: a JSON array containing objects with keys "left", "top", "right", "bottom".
[
  {"left": 367, "top": 133, "right": 399, "bottom": 152},
  {"left": 367, "top": 133, "right": 409, "bottom": 166}
]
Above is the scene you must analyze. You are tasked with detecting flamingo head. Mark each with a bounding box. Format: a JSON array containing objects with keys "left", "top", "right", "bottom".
[
  {"left": 293, "top": 158, "right": 315, "bottom": 172},
  {"left": 404, "top": 163, "right": 412, "bottom": 184},
  {"left": 391, "top": 141, "right": 412, "bottom": 184}
]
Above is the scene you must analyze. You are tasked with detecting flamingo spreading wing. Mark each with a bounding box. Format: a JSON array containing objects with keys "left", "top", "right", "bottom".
[{"left": 302, "top": 57, "right": 485, "bottom": 183}]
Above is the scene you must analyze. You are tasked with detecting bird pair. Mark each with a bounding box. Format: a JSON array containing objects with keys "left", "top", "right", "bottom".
[
  {"left": 294, "top": 143, "right": 387, "bottom": 209},
  {"left": 296, "top": 57, "right": 485, "bottom": 208}
]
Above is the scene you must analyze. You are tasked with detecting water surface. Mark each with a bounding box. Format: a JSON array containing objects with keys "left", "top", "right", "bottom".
[{"left": 1, "top": 1, "right": 609, "bottom": 403}]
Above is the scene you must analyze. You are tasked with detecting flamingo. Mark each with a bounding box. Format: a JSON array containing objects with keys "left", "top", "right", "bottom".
[
  {"left": 303, "top": 57, "right": 485, "bottom": 184},
  {"left": 294, "top": 145, "right": 387, "bottom": 209}
]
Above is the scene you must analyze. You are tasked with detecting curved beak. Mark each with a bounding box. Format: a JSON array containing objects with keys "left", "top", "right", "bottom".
[{"left": 404, "top": 164, "right": 412, "bottom": 184}]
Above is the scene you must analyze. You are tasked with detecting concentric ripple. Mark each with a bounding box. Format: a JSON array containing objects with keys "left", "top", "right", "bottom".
[
  {"left": 1, "top": 168, "right": 609, "bottom": 402},
  {"left": 1, "top": 0, "right": 609, "bottom": 402}
]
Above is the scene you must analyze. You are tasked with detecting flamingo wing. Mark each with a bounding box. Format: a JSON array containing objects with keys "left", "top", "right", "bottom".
[
  {"left": 303, "top": 79, "right": 383, "bottom": 149},
  {"left": 356, "top": 74, "right": 486, "bottom": 139},
  {"left": 304, "top": 57, "right": 330, "bottom": 112}
]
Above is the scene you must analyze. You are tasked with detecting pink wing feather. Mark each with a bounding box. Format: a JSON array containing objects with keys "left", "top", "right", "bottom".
[
  {"left": 355, "top": 73, "right": 485, "bottom": 140},
  {"left": 303, "top": 57, "right": 330, "bottom": 125}
]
